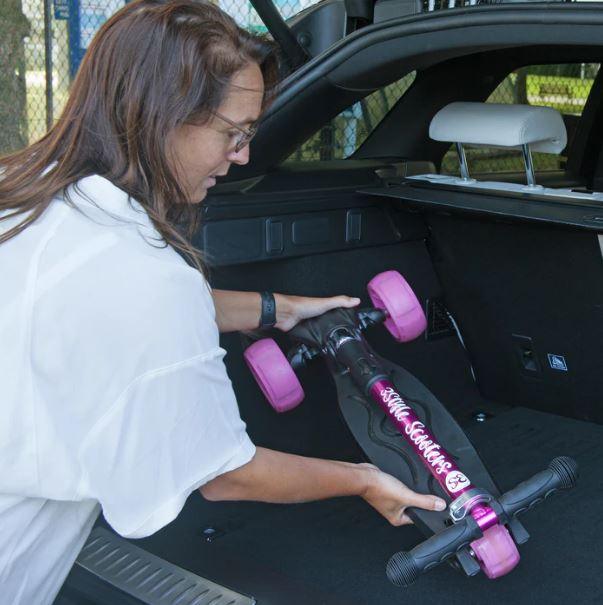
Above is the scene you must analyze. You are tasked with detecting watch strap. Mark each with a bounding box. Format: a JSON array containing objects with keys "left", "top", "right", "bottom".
[{"left": 259, "top": 291, "right": 277, "bottom": 328}]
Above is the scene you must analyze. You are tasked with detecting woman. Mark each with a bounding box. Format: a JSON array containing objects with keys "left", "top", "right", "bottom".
[{"left": 0, "top": 1, "right": 446, "bottom": 602}]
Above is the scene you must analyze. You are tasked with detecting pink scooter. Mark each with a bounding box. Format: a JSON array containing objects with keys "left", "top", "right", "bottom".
[{"left": 244, "top": 271, "right": 578, "bottom": 586}]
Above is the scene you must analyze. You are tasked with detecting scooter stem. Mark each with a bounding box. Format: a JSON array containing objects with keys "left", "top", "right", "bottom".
[{"left": 332, "top": 330, "right": 498, "bottom": 530}]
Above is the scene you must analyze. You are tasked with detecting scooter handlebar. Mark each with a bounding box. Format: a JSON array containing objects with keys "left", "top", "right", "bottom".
[
  {"left": 387, "top": 456, "right": 578, "bottom": 587},
  {"left": 496, "top": 456, "right": 578, "bottom": 520},
  {"left": 387, "top": 515, "right": 482, "bottom": 587}
]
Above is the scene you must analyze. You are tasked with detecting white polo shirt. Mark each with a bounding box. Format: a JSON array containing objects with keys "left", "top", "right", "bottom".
[{"left": 0, "top": 175, "right": 256, "bottom": 604}]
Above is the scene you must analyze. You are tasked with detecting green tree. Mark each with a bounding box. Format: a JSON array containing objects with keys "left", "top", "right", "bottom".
[{"left": 0, "top": 1, "right": 30, "bottom": 154}]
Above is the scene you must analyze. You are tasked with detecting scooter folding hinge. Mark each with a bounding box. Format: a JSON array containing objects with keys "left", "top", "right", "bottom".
[{"left": 449, "top": 488, "right": 494, "bottom": 523}]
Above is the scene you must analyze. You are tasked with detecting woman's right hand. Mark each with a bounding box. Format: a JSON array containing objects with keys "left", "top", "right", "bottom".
[{"left": 359, "top": 463, "right": 447, "bottom": 526}]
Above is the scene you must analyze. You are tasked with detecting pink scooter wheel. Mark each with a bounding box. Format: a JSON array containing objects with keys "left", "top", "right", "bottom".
[
  {"left": 470, "top": 525, "right": 520, "bottom": 579},
  {"left": 367, "top": 270, "right": 427, "bottom": 342},
  {"left": 244, "top": 339, "right": 305, "bottom": 413}
]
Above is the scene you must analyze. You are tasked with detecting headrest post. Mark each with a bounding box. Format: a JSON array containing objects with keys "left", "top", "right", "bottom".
[
  {"left": 455, "top": 142, "right": 471, "bottom": 181},
  {"left": 521, "top": 143, "right": 537, "bottom": 187}
]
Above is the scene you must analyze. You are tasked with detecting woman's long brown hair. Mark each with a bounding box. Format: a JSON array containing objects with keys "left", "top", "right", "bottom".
[{"left": 0, "top": 0, "right": 279, "bottom": 273}]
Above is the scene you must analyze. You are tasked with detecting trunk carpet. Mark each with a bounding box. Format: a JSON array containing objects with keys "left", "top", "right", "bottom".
[{"left": 105, "top": 407, "right": 603, "bottom": 605}]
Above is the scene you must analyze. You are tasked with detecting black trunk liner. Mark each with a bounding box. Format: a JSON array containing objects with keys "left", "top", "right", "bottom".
[{"left": 121, "top": 407, "right": 602, "bottom": 604}]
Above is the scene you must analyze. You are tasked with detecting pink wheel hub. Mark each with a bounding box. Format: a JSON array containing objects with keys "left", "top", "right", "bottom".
[
  {"left": 470, "top": 524, "right": 520, "bottom": 579},
  {"left": 244, "top": 339, "right": 305, "bottom": 412},
  {"left": 367, "top": 270, "right": 427, "bottom": 342}
]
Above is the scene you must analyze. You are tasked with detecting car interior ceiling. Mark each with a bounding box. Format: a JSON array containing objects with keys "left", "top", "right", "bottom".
[{"left": 57, "top": 36, "right": 603, "bottom": 605}]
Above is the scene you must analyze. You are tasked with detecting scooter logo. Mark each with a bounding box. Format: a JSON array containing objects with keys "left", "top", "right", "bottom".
[
  {"left": 445, "top": 471, "right": 471, "bottom": 493},
  {"left": 380, "top": 387, "right": 411, "bottom": 421},
  {"left": 379, "top": 388, "right": 454, "bottom": 476},
  {"left": 406, "top": 421, "right": 452, "bottom": 475}
]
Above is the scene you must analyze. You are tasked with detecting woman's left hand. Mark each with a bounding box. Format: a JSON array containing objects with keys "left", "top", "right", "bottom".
[{"left": 274, "top": 293, "right": 361, "bottom": 332}]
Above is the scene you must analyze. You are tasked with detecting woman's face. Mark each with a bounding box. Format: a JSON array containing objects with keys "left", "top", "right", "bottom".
[{"left": 167, "top": 62, "right": 265, "bottom": 203}]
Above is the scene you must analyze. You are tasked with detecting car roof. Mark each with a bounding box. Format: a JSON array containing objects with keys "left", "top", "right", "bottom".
[{"left": 228, "top": 3, "right": 603, "bottom": 180}]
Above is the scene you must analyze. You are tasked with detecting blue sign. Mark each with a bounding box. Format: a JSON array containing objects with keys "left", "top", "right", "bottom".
[
  {"left": 54, "top": 0, "right": 70, "bottom": 20},
  {"left": 66, "top": 1, "right": 128, "bottom": 78}
]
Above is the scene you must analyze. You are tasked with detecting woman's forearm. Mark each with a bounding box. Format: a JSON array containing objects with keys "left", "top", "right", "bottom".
[
  {"left": 211, "top": 289, "right": 293, "bottom": 333},
  {"left": 200, "top": 447, "right": 370, "bottom": 504},
  {"left": 199, "top": 448, "right": 447, "bottom": 526}
]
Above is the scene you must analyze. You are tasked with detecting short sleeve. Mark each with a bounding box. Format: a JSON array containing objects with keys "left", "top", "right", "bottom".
[{"left": 75, "top": 347, "right": 255, "bottom": 539}]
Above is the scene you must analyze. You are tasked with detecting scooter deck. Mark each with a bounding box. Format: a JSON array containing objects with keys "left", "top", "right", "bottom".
[{"left": 331, "top": 352, "right": 529, "bottom": 576}]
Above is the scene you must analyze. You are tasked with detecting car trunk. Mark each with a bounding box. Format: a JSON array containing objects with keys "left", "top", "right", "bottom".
[{"left": 57, "top": 165, "right": 603, "bottom": 604}]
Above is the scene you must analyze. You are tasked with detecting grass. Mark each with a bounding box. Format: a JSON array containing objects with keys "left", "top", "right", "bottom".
[{"left": 488, "top": 73, "right": 595, "bottom": 115}]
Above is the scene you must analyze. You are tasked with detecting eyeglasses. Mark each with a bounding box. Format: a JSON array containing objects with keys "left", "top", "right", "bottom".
[{"left": 213, "top": 111, "right": 258, "bottom": 153}]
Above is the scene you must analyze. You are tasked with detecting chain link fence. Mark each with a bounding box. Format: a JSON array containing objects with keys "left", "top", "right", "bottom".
[
  {"left": 0, "top": 0, "right": 127, "bottom": 156},
  {"left": 0, "top": 0, "right": 307, "bottom": 158},
  {"left": 219, "top": 0, "right": 320, "bottom": 31},
  {"left": 0, "top": 0, "right": 600, "bottom": 176}
]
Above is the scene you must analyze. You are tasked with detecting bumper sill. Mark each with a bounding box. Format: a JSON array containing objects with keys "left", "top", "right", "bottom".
[{"left": 75, "top": 527, "right": 255, "bottom": 605}]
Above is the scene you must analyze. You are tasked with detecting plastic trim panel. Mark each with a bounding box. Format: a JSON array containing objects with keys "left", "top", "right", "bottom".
[
  {"left": 75, "top": 527, "right": 255, "bottom": 605},
  {"left": 359, "top": 182, "right": 603, "bottom": 231}
]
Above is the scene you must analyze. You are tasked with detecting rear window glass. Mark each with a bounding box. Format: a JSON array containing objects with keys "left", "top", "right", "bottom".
[
  {"left": 440, "top": 63, "right": 600, "bottom": 175},
  {"left": 285, "top": 72, "right": 416, "bottom": 162}
]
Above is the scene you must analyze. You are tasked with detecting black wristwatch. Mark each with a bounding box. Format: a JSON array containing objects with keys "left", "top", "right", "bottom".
[{"left": 259, "top": 291, "right": 277, "bottom": 329}]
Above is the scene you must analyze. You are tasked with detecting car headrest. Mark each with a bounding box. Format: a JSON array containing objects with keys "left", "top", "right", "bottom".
[{"left": 429, "top": 102, "right": 567, "bottom": 154}]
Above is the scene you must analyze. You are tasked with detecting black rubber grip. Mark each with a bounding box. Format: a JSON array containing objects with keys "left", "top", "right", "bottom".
[
  {"left": 387, "top": 516, "right": 482, "bottom": 587},
  {"left": 497, "top": 456, "right": 578, "bottom": 519}
]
